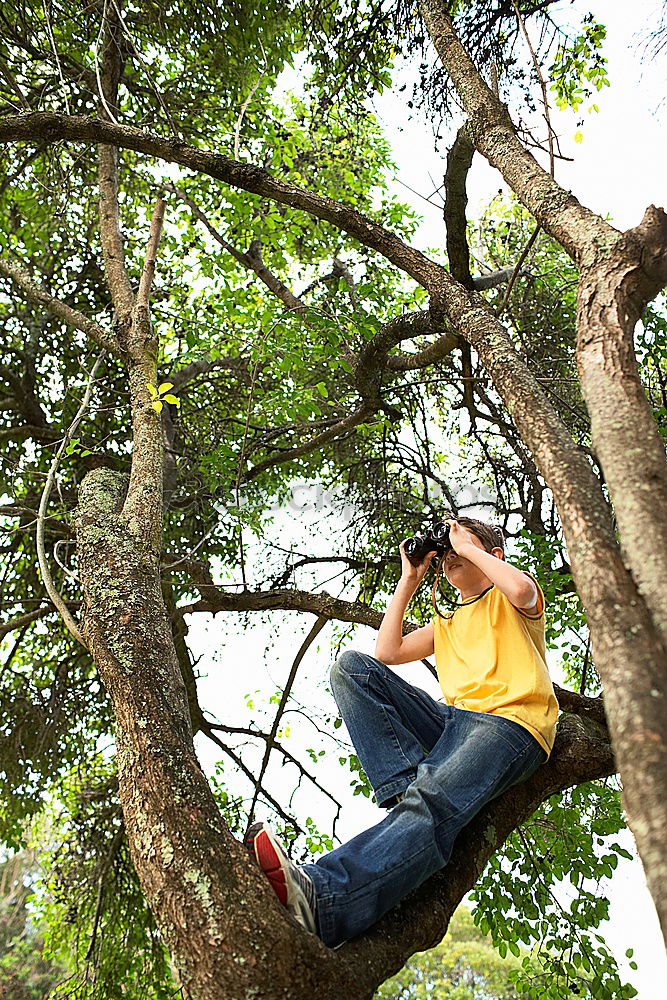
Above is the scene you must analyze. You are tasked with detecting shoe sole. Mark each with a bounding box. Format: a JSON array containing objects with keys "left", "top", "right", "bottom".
[{"left": 244, "top": 822, "right": 316, "bottom": 934}]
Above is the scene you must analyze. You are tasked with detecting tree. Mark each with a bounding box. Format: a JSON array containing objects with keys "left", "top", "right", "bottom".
[{"left": 0, "top": 1, "right": 664, "bottom": 998}]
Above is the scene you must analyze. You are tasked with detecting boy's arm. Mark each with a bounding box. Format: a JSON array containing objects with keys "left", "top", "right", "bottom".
[
  {"left": 449, "top": 523, "right": 539, "bottom": 613},
  {"left": 375, "top": 543, "right": 436, "bottom": 664}
]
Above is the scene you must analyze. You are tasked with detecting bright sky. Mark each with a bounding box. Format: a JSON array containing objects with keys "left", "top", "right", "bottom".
[{"left": 191, "top": 0, "right": 666, "bottom": 995}]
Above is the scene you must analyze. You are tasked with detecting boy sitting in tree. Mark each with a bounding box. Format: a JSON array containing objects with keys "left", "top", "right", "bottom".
[{"left": 245, "top": 517, "right": 558, "bottom": 947}]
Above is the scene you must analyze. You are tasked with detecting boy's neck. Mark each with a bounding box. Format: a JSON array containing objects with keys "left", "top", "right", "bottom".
[{"left": 456, "top": 579, "right": 494, "bottom": 602}]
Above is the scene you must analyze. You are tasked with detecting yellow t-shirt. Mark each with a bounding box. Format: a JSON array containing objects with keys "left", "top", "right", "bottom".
[{"left": 431, "top": 573, "right": 559, "bottom": 756}]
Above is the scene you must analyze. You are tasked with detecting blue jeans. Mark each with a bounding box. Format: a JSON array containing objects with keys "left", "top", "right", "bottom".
[{"left": 302, "top": 650, "right": 546, "bottom": 948}]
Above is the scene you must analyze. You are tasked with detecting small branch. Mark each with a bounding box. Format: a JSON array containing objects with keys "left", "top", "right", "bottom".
[
  {"left": 136, "top": 196, "right": 167, "bottom": 311},
  {"left": 0, "top": 605, "right": 54, "bottom": 639},
  {"left": 85, "top": 826, "right": 124, "bottom": 963},
  {"left": 233, "top": 40, "right": 267, "bottom": 160},
  {"left": 496, "top": 225, "right": 541, "bottom": 316},
  {"left": 168, "top": 185, "right": 306, "bottom": 314},
  {"left": 246, "top": 615, "right": 328, "bottom": 828},
  {"left": 207, "top": 719, "right": 343, "bottom": 813},
  {"left": 200, "top": 722, "right": 301, "bottom": 832},
  {"left": 36, "top": 354, "right": 106, "bottom": 649},
  {"left": 245, "top": 401, "right": 375, "bottom": 480},
  {"left": 510, "top": 0, "right": 555, "bottom": 178},
  {"left": 0, "top": 258, "right": 121, "bottom": 354},
  {"left": 473, "top": 267, "right": 517, "bottom": 290},
  {"left": 0, "top": 53, "right": 30, "bottom": 109}
]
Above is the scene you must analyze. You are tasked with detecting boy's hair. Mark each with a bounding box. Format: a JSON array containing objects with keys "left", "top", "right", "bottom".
[{"left": 450, "top": 516, "right": 504, "bottom": 553}]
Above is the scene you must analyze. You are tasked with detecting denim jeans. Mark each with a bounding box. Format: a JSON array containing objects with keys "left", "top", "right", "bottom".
[{"left": 302, "top": 650, "right": 546, "bottom": 948}]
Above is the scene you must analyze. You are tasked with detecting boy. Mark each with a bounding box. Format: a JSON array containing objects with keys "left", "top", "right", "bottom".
[{"left": 245, "top": 517, "right": 558, "bottom": 947}]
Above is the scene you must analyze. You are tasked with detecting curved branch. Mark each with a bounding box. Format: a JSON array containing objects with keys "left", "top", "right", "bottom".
[
  {"left": 37, "top": 353, "right": 106, "bottom": 650},
  {"left": 0, "top": 257, "right": 121, "bottom": 354},
  {"left": 444, "top": 124, "right": 475, "bottom": 288},
  {"left": 0, "top": 113, "right": 447, "bottom": 292}
]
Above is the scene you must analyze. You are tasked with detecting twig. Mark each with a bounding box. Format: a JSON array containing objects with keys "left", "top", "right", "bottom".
[
  {"left": 201, "top": 724, "right": 301, "bottom": 831},
  {"left": 85, "top": 826, "right": 124, "bottom": 963},
  {"left": 233, "top": 40, "right": 267, "bottom": 160},
  {"left": 246, "top": 615, "right": 328, "bottom": 829},
  {"left": 510, "top": 0, "right": 555, "bottom": 177},
  {"left": 0, "top": 53, "right": 30, "bottom": 109},
  {"left": 53, "top": 539, "right": 79, "bottom": 580},
  {"left": 496, "top": 224, "right": 541, "bottom": 317},
  {"left": 36, "top": 353, "right": 106, "bottom": 649},
  {"left": 0, "top": 605, "right": 53, "bottom": 639},
  {"left": 95, "top": 0, "right": 120, "bottom": 126},
  {"left": 42, "top": 0, "right": 70, "bottom": 114}
]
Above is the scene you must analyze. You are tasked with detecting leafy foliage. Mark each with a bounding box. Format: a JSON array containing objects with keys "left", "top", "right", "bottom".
[{"left": 470, "top": 781, "right": 636, "bottom": 1000}]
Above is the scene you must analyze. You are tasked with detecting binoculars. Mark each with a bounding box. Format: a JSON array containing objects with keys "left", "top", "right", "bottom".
[{"left": 403, "top": 521, "right": 452, "bottom": 567}]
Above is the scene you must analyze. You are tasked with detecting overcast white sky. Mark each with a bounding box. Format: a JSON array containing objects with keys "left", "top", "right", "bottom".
[{"left": 191, "top": 1, "right": 666, "bottom": 995}]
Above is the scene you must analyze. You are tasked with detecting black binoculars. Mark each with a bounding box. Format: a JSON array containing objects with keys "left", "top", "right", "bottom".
[{"left": 403, "top": 521, "right": 452, "bottom": 567}]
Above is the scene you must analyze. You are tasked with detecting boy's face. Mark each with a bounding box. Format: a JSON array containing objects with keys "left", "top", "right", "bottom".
[{"left": 443, "top": 530, "right": 504, "bottom": 589}]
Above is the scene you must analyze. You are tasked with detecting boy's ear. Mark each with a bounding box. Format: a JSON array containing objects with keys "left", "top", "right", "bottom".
[{"left": 491, "top": 546, "right": 505, "bottom": 560}]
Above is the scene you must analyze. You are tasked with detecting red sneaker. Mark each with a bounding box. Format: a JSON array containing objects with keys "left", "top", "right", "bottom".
[{"left": 244, "top": 822, "right": 317, "bottom": 934}]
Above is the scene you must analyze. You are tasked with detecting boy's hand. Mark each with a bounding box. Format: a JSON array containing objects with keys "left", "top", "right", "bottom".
[
  {"left": 399, "top": 540, "right": 437, "bottom": 588},
  {"left": 445, "top": 519, "right": 479, "bottom": 555}
]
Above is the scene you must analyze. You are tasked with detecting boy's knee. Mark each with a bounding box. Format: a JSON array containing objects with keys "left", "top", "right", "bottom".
[{"left": 330, "top": 649, "right": 378, "bottom": 690}]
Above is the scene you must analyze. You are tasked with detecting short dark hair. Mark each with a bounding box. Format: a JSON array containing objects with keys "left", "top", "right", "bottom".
[{"left": 452, "top": 516, "right": 504, "bottom": 553}]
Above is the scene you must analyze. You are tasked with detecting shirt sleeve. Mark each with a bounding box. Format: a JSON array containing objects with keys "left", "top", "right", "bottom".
[{"left": 514, "top": 571, "right": 545, "bottom": 621}]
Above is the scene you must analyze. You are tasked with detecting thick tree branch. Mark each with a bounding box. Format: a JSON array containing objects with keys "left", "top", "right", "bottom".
[
  {"left": 332, "top": 713, "right": 615, "bottom": 997},
  {"left": 0, "top": 113, "right": 447, "bottom": 292},
  {"left": 419, "top": 1, "right": 618, "bottom": 263}
]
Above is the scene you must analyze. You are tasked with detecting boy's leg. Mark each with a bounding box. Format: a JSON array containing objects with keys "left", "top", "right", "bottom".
[
  {"left": 330, "top": 650, "right": 448, "bottom": 808},
  {"left": 303, "top": 708, "right": 546, "bottom": 947}
]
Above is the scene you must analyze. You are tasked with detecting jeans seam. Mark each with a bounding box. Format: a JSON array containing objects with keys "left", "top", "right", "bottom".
[
  {"left": 374, "top": 775, "right": 416, "bottom": 805},
  {"left": 315, "top": 742, "right": 529, "bottom": 912},
  {"left": 359, "top": 667, "right": 422, "bottom": 773}
]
